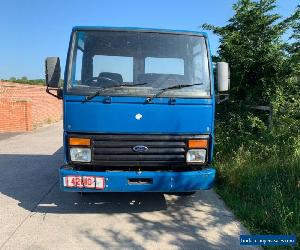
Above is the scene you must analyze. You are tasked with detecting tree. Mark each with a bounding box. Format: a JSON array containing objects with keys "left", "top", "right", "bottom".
[
  {"left": 287, "top": 5, "right": 300, "bottom": 75},
  {"left": 202, "top": 0, "right": 298, "bottom": 105}
]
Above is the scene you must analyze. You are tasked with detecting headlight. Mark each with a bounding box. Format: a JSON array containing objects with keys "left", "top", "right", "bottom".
[
  {"left": 70, "top": 148, "right": 91, "bottom": 162},
  {"left": 186, "top": 149, "right": 206, "bottom": 163}
]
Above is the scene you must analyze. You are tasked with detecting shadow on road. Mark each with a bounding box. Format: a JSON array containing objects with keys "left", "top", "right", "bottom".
[
  {"left": 77, "top": 190, "right": 242, "bottom": 249},
  {"left": 0, "top": 147, "right": 243, "bottom": 249},
  {"left": 0, "top": 147, "right": 168, "bottom": 213}
]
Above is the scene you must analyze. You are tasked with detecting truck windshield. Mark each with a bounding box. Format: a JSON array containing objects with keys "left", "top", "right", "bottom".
[{"left": 67, "top": 30, "right": 211, "bottom": 98}]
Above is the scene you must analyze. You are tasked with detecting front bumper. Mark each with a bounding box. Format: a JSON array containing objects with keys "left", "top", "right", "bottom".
[{"left": 59, "top": 166, "right": 216, "bottom": 192}]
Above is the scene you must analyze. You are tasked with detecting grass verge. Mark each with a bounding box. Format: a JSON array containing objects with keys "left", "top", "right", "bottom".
[{"left": 214, "top": 127, "right": 300, "bottom": 249}]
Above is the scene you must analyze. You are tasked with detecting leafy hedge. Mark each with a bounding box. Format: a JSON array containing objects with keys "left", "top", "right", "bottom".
[
  {"left": 203, "top": 0, "right": 300, "bottom": 248},
  {"left": 1, "top": 77, "right": 45, "bottom": 85}
]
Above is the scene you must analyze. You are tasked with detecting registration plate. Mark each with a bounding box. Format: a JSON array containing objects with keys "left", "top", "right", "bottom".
[{"left": 63, "top": 176, "right": 105, "bottom": 189}]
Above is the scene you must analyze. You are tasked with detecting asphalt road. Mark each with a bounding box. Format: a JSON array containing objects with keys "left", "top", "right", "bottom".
[{"left": 0, "top": 122, "right": 259, "bottom": 250}]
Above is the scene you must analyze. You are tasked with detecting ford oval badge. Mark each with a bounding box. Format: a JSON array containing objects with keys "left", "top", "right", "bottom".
[{"left": 132, "top": 145, "right": 148, "bottom": 153}]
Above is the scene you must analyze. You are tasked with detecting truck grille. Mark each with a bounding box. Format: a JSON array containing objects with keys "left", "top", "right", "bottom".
[{"left": 68, "top": 134, "right": 209, "bottom": 170}]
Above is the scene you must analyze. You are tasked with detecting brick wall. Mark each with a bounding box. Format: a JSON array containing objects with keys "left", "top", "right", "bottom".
[{"left": 0, "top": 82, "right": 62, "bottom": 132}]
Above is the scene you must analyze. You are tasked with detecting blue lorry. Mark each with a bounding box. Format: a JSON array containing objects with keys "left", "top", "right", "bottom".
[{"left": 45, "top": 26, "right": 230, "bottom": 194}]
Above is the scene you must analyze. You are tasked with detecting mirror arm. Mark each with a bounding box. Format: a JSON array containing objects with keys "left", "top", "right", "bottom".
[
  {"left": 46, "top": 86, "right": 63, "bottom": 99},
  {"left": 216, "top": 92, "right": 229, "bottom": 104}
]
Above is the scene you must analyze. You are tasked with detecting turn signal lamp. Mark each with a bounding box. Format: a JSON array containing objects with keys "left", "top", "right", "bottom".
[
  {"left": 188, "top": 139, "right": 208, "bottom": 149},
  {"left": 69, "top": 138, "right": 91, "bottom": 147}
]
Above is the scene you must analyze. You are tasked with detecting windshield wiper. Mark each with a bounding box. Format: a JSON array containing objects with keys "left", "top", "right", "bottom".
[
  {"left": 146, "top": 83, "right": 203, "bottom": 103},
  {"left": 82, "top": 89, "right": 105, "bottom": 103},
  {"left": 82, "top": 82, "right": 150, "bottom": 103}
]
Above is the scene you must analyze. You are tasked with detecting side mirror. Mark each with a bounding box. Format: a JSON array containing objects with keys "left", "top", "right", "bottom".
[
  {"left": 45, "top": 57, "right": 61, "bottom": 87},
  {"left": 217, "top": 62, "right": 230, "bottom": 92},
  {"left": 45, "top": 57, "right": 62, "bottom": 99}
]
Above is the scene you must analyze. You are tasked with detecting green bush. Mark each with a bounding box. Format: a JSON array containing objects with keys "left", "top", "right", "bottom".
[
  {"left": 1, "top": 77, "right": 45, "bottom": 85},
  {"left": 203, "top": 1, "right": 300, "bottom": 247},
  {"left": 214, "top": 88, "right": 300, "bottom": 247}
]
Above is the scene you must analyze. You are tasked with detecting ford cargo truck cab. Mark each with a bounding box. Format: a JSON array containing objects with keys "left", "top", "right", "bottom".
[{"left": 45, "top": 27, "right": 230, "bottom": 193}]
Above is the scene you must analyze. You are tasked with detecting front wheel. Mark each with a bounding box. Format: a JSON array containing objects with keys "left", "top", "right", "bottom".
[{"left": 77, "top": 192, "right": 91, "bottom": 196}]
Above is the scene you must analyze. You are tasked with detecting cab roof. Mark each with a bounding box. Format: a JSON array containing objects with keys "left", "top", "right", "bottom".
[{"left": 72, "top": 26, "right": 208, "bottom": 37}]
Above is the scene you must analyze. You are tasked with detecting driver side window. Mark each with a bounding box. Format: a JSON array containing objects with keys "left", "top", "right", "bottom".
[
  {"left": 93, "top": 55, "right": 133, "bottom": 83},
  {"left": 74, "top": 49, "right": 83, "bottom": 85}
]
